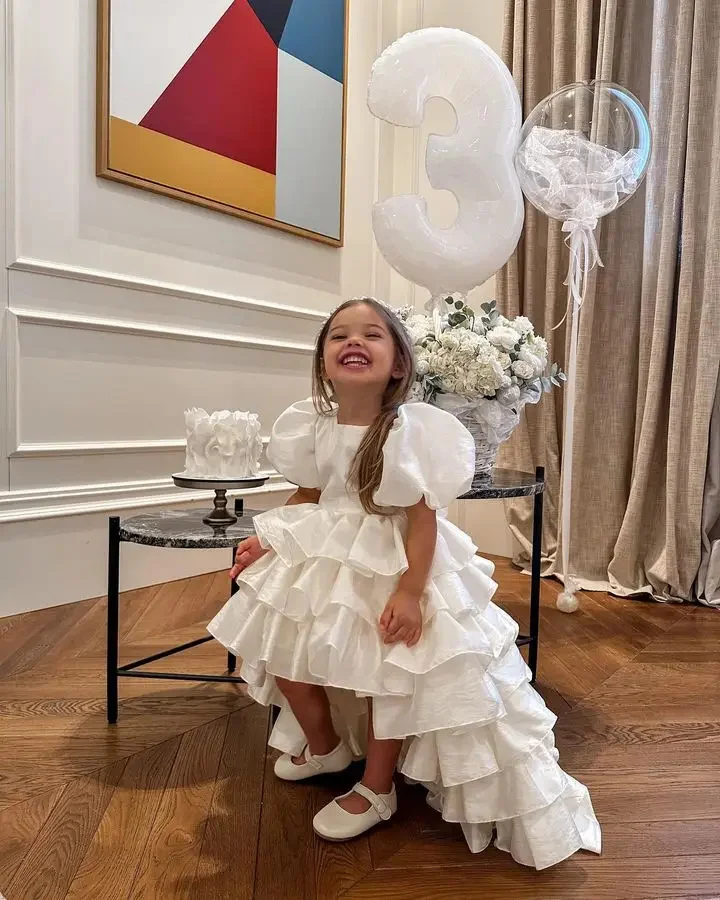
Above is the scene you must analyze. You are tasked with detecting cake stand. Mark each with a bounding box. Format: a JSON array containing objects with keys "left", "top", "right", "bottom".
[{"left": 172, "top": 473, "right": 268, "bottom": 526}]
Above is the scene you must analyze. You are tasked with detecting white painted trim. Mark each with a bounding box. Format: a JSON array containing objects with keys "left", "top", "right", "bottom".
[
  {"left": 0, "top": 0, "right": 10, "bottom": 492},
  {"left": 10, "top": 436, "right": 270, "bottom": 458},
  {"left": 9, "top": 257, "right": 327, "bottom": 323},
  {"left": 11, "top": 438, "right": 186, "bottom": 457},
  {"left": 0, "top": 471, "right": 293, "bottom": 523},
  {"left": 9, "top": 307, "right": 315, "bottom": 354},
  {"left": 4, "top": 0, "right": 14, "bottom": 268},
  {"left": 4, "top": 306, "right": 18, "bottom": 462}
]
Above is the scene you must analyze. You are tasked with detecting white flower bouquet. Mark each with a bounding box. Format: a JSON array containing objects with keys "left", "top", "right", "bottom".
[{"left": 399, "top": 297, "right": 565, "bottom": 474}]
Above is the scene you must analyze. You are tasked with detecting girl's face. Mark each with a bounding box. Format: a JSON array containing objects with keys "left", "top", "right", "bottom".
[{"left": 322, "top": 303, "right": 404, "bottom": 395}]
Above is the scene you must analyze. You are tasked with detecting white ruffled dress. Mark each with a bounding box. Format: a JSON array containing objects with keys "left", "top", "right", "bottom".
[{"left": 207, "top": 400, "right": 601, "bottom": 869}]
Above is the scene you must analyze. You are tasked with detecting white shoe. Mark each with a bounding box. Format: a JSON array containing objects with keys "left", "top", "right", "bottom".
[
  {"left": 274, "top": 740, "right": 353, "bottom": 782},
  {"left": 313, "top": 782, "right": 397, "bottom": 841}
]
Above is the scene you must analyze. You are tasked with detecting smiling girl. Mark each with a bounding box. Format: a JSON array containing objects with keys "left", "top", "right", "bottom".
[{"left": 207, "top": 298, "right": 600, "bottom": 867}]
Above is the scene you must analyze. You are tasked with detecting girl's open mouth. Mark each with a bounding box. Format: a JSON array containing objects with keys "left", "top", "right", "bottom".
[{"left": 339, "top": 351, "right": 371, "bottom": 369}]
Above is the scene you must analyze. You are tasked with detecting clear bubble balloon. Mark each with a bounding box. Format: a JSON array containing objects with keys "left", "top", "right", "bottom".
[
  {"left": 515, "top": 81, "right": 652, "bottom": 226},
  {"left": 514, "top": 81, "right": 652, "bottom": 617}
]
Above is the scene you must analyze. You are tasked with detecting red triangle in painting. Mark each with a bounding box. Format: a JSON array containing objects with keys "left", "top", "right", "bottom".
[{"left": 141, "top": 0, "right": 278, "bottom": 175}]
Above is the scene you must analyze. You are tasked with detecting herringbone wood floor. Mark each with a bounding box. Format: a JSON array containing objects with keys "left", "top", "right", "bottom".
[{"left": 1, "top": 562, "right": 719, "bottom": 899}]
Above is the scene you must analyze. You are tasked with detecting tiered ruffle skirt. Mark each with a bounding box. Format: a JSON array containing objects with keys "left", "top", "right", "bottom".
[{"left": 207, "top": 503, "right": 601, "bottom": 869}]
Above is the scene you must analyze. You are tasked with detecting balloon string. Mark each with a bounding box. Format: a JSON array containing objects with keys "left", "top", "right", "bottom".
[
  {"left": 559, "top": 240, "right": 589, "bottom": 601},
  {"left": 553, "top": 221, "right": 603, "bottom": 331}
]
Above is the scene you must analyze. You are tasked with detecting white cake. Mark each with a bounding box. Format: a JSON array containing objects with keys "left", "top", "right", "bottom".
[{"left": 182, "top": 408, "right": 263, "bottom": 479}]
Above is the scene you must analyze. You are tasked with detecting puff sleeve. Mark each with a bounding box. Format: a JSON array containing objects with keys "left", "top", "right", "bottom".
[
  {"left": 266, "top": 399, "right": 321, "bottom": 489},
  {"left": 374, "top": 403, "right": 475, "bottom": 510}
]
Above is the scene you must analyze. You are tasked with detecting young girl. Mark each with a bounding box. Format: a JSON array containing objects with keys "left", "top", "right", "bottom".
[{"left": 208, "top": 297, "right": 601, "bottom": 869}]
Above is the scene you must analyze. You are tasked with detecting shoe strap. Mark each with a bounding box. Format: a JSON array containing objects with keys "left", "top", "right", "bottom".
[
  {"left": 352, "top": 782, "right": 393, "bottom": 821},
  {"left": 303, "top": 746, "right": 323, "bottom": 771}
]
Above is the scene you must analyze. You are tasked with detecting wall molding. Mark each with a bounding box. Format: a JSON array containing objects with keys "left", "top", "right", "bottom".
[
  {"left": 10, "top": 307, "right": 315, "bottom": 354},
  {"left": 9, "top": 257, "right": 327, "bottom": 323},
  {"left": 10, "top": 435, "right": 270, "bottom": 458},
  {"left": 0, "top": 470, "right": 292, "bottom": 523},
  {"left": 11, "top": 438, "right": 186, "bottom": 458}
]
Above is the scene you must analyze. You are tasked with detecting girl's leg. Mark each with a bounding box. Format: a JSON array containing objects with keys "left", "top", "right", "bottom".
[
  {"left": 275, "top": 677, "right": 340, "bottom": 761},
  {"left": 338, "top": 699, "right": 402, "bottom": 813}
]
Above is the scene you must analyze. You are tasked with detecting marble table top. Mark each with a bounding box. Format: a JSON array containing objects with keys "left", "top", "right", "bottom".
[
  {"left": 459, "top": 468, "right": 544, "bottom": 500},
  {"left": 119, "top": 508, "right": 260, "bottom": 549},
  {"left": 118, "top": 470, "right": 543, "bottom": 548}
]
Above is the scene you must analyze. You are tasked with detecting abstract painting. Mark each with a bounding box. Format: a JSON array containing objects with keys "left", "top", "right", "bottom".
[{"left": 97, "top": 0, "right": 348, "bottom": 245}]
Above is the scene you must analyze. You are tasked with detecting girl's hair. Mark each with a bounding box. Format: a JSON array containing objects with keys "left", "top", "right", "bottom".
[{"left": 312, "top": 297, "right": 415, "bottom": 515}]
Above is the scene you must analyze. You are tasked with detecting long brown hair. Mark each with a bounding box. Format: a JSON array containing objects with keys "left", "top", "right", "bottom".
[{"left": 312, "top": 297, "right": 415, "bottom": 515}]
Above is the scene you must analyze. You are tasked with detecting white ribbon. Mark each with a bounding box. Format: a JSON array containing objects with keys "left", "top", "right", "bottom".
[
  {"left": 554, "top": 218, "right": 603, "bottom": 330},
  {"left": 426, "top": 293, "right": 451, "bottom": 339},
  {"left": 557, "top": 219, "right": 599, "bottom": 611}
]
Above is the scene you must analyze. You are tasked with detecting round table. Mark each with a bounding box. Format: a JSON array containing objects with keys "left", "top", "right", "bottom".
[
  {"left": 107, "top": 469, "right": 545, "bottom": 724},
  {"left": 459, "top": 467, "right": 545, "bottom": 501},
  {"left": 106, "top": 501, "right": 259, "bottom": 724},
  {"left": 459, "top": 467, "right": 545, "bottom": 683}
]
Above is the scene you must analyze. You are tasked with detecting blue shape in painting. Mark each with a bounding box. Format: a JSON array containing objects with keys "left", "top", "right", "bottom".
[{"left": 280, "top": 0, "right": 345, "bottom": 84}]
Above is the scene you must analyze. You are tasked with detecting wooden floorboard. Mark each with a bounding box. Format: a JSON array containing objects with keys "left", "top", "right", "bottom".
[
  {"left": 1, "top": 562, "right": 718, "bottom": 899},
  {"left": 193, "top": 705, "right": 268, "bottom": 900}
]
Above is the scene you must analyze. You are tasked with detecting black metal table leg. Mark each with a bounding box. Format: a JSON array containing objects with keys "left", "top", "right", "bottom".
[
  {"left": 228, "top": 545, "right": 238, "bottom": 674},
  {"left": 528, "top": 466, "right": 545, "bottom": 682},
  {"left": 107, "top": 516, "right": 120, "bottom": 724}
]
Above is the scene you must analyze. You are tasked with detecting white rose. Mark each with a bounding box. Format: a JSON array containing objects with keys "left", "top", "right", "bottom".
[
  {"left": 440, "top": 332, "right": 460, "bottom": 350},
  {"left": 518, "top": 347, "right": 546, "bottom": 377},
  {"left": 488, "top": 325, "right": 520, "bottom": 352},
  {"left": 512, "top": 316, "right": 535, "bottom": 336},
  {"left": 512, "top": 360, "right": 535, "bottom": 380},
  {"left": 491, "top": 359, "right": 511, "bottom": 385},
  {"left": 528, "top": 334, "right": 548, "bottom": 357}
]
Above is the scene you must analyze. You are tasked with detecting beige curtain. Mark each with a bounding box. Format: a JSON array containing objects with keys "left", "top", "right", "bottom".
[
  {"left": 499, "top": 0, "right": 720, "bottom": 601},
  {"left": 696, "top": 375, "right": 720, "bottom": 606}
]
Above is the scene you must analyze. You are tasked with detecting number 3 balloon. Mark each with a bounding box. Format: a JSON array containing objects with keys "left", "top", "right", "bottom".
[{"left": 367, "top": 28, "right": 524, "bottom": 310}]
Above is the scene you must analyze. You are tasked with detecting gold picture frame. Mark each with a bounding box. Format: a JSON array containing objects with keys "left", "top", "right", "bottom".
[{"left": 97, "top": 0, "right": 349, "bottom": 246}]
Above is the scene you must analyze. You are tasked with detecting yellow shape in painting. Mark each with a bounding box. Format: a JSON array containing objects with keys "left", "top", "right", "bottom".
[{"left": 108, "top": 117, "right": 275, "bottom": 218}]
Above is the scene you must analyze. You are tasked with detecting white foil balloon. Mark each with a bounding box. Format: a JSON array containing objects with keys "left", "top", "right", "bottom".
[{"left": 368, "top": 28, "right": 524, "bottom": 310}]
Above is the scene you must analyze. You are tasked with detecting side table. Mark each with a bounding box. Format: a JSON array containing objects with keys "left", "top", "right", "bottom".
[
  {"left": 107, "top": 469, "right": 545, "bottom": 723},
  {"left": 106, "top": 501, "right": 258, "bottom": 724},
  {"left": 459, "top": 466, "right": 545, "bottom": 682}
]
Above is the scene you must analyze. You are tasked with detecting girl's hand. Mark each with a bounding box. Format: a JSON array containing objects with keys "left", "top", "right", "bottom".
[
  {"left": 230, "top": 536, "right": 268, "bottom": 579},
  {"left": 379, "top": 590, "right": 423, "bottom": 647}
]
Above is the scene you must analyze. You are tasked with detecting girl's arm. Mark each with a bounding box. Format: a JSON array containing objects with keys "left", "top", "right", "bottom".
[
  {"left": 380, "top": 499, "right": 437, "bottom": 647},
  {"left": 287, "top": 487, "right": 321, "bottom": 506},
  {"left": 397, "top": 499, "right": 437, "bottom": 597}
]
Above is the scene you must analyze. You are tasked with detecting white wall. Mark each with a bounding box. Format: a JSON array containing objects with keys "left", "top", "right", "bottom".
[
  {"left": 378, "top": 1, "right": 514, "bottom": 558},
  {"left": 0, "top": 0, "right": 394, "bottom": 615},
  {"left": 0, "top": 0, "right": 512, "bottom": 618}
]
